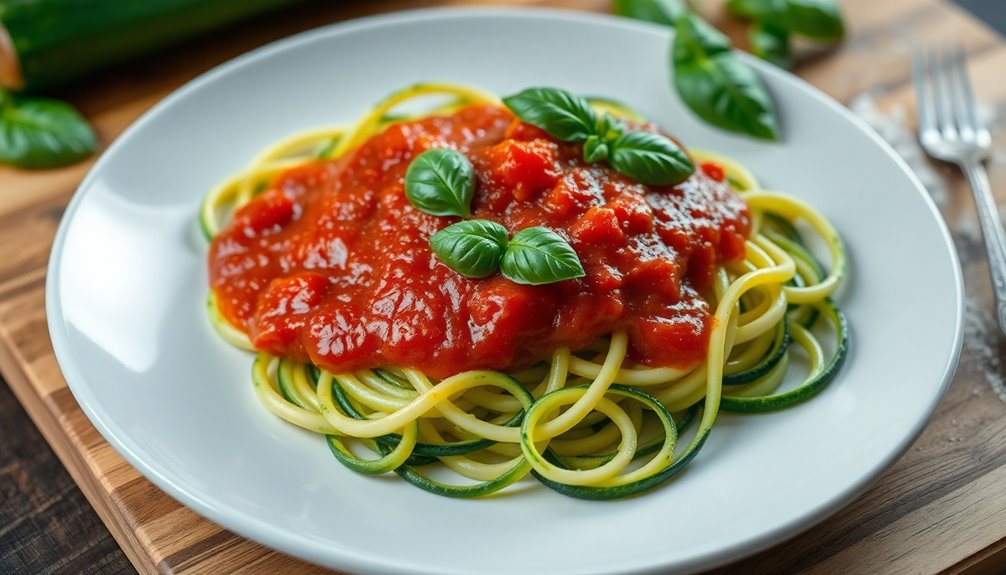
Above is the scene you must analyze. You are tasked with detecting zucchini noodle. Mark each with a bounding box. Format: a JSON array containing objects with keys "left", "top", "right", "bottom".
[{"left": 202, "top": 84, "right": 849, "bottom": 499}]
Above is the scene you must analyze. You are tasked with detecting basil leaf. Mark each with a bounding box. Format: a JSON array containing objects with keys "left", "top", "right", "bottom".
[
  {"left": 726, "top": 0, "right": 773, "bottom": 18},
  {"left": 750, "top": 21, "right": 792, "bottom": 69},
  {"left": 429, "top": 220, "right": 509, "bottom": 279},
  {"left": 776, "top": 0, "right": 844, "bottom": 41},
  {"left": 672, "top": 12, "right": 733, "bottom": 59},
  {"left": 613, "top": 0, "right": 687, "bottom": 25},
  {"left": 727, "top": 0, "right": 844, "bottom": 41},
  {"left": 0, "top": 92, "right": 97, "bottom": 169},
  {"left": 609, "top": 131, "right": 694, "bottom": 186},
  {"left": 501, "top": 227, "right": 584, "bottom": 285},
  {"left": 502, "top": 87, "right": 598, "bottom": 142},
  {"left": 404, "top": 148, "right": 475, "bottom": 217},
  {"left": 583, "top": 135, "right": 609, "bottom": 163},
  {"left": 672, "top": 14, "right": 780, "bottom": 140}
]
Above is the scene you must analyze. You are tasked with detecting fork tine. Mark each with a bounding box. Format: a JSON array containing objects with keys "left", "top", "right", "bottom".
[
  {"left": 948, "top": 44, "right": 983, "bottom": 135},
  {"left": 912, "top": 46, "right": 936, "bottom": 135},
  {"left": 931, "top": 46, "right": 957, "bottom": 140},
  {"left": 944, "top": 45, "right": 974, "bottom": 140}
]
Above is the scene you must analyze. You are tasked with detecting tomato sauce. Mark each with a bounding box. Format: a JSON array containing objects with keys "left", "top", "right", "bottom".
[{"left": 208, "top": 104, "right": 750, "bottom": 379}]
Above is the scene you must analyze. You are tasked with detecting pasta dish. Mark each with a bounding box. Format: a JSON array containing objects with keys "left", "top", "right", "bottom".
[{"left": 200, "top": 84, "right": 847, "bottom": 499}]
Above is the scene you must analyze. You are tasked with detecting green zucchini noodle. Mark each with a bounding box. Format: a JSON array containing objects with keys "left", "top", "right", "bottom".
[{"left": 201, "top": 84, "right": 849, "bottom": 499}]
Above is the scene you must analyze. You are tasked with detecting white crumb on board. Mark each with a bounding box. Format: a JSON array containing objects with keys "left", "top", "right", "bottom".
[
  {"left": 850, "top": 90, "right": 1006, "bottom": 403},
  {"left": 964, "top": 296, "right": 1006, "bottom": 403}
]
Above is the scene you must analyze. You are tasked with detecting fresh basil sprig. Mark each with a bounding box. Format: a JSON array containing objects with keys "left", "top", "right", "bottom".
[
  {"left": 404, "top": 148, "right": 475, "bottom": 217},
  {"left": 618, "top": 0, "right": 844, "bottom": 74},
  {"left": 501, "top": 227, "right": 585, "bottom": 285},
  {"left": 503, "top": 87, "right": 694, "bottom": 186},
  {"left": 429, "top": 220, "right": 509, "bottom": 278},
  {"left": 0, "top": 89, "right": 97, "bottom": 169},
  {"left": 428, "top": 219, "right": 584, "bottom": 284},
  {"left": 613, "top": 3, "right": 782, "bottom": 141},
  {"left": 673, "top": 14, "right": 780, "bottom": 140},
  {"left": 616, "top": 0, "right": 844, "bottom": 141}
]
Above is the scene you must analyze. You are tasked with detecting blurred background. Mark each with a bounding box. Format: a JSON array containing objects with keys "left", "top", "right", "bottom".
[{"left": 956, "top": 0, "right": 1005, "bottom": 33}]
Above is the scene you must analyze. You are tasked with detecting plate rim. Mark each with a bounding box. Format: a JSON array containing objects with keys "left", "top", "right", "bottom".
[{"left": 44, "top": 6, "right": 966, "bottom": 574}]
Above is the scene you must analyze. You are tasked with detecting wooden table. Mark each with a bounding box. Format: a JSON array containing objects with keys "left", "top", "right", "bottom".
[{"left": 2, "top": 1, "right": 1006, "bottom": 573}]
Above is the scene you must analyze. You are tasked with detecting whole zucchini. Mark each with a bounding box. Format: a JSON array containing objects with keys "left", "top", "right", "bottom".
[{"left": 0, "top": 0, "right": 305, "bottom": 92}]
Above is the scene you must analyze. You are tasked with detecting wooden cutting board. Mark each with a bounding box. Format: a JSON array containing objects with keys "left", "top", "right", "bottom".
[{"left": 3, "top": 1, "right": 1006, "bottom": 573}]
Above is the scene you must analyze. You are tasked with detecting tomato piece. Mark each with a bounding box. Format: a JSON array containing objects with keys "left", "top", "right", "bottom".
[
  {"left": 570, "top": 207, "right": 624, "bottom": 245},
  {"left": 700, "top": 161, "right": 725, "bottom": 182},
  {"left": 487, "top": 139, "right": 560, "bottom": 201},
  {"left": 231, "top": 190, "right": 295, "bottom": 237}
]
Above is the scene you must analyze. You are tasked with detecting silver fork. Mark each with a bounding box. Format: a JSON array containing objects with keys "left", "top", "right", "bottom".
[{"left": 914, "top": 45, "right": 1006, "bottom": 334}]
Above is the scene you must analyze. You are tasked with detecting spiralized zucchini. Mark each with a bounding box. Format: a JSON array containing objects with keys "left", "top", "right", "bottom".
[{"left": 203, "top": 84, "right": 848, "bottom": 499}]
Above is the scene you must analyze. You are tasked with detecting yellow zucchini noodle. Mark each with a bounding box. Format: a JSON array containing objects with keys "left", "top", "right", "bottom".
[{"left": 201, "top": 84, "right": 848, "bottom": 499}]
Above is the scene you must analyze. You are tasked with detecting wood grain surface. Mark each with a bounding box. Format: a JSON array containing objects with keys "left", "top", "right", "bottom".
[
  {"left": 0, "top": 378, "right": 133, "bottom": 574},
  {"left": 3, "top": 1, "right": 1006, "bottom": 574}
]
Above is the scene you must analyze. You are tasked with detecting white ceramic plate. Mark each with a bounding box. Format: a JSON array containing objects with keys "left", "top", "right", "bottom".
[{"left": 47, "top": 8, "right": 963, "bottom": 575}]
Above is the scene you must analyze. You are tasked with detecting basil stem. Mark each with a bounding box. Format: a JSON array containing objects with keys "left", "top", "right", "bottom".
[
  {"left": 404, "top": 148, "right": 475, "bottom": 218},
  {"left": 500, "top": 227, "right": 585, "bottom": 286},
  {"left": 672, "top": 14, "right": 780, "bottom": 140},
  {"left": 502, "top": 87, "right": 598, "bottom": 142},
  {"left": 0, "top": 89, "right": 98, "bottom": 169},
  {"left": 503, "top": 87, "right": 693, "bottom": 185},
  {"left": 609, "top": 131, "right": 694, "bottom": 186},
  {"left": 429, "top": 220, "right": 509, "bottom": 279}
]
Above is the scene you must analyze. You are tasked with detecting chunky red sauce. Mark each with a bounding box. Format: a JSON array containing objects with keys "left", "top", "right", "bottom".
[{"left": 209, "top": 104, "right": 750, "bottom": 379}]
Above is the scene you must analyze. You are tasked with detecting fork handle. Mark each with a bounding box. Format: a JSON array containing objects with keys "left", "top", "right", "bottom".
[{"left": 964, "top": 159, "right": 1006, "bottom": 335}]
